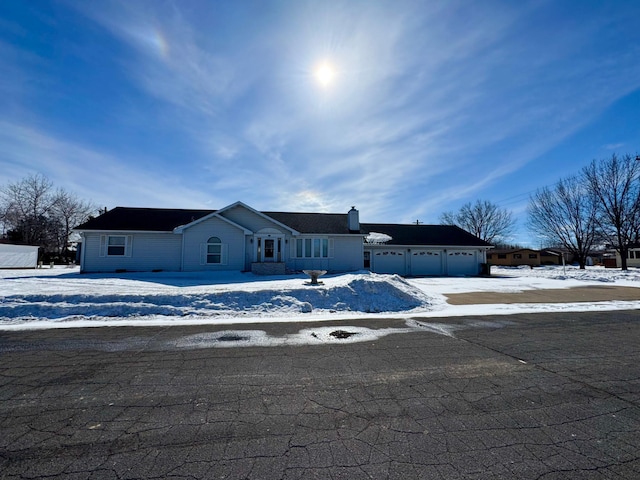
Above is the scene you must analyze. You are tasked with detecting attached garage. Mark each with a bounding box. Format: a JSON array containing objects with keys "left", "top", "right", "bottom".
[{"left": 362, "top": 223, "right": 491, "bottom": 277}]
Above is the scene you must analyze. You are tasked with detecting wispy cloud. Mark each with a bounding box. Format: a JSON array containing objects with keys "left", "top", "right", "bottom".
[
  {"left": 0, "top": 121, "right": 219, "bottom": 209},
  {"left": 2, "top": 0, "right": 639, "bottom": 229}
]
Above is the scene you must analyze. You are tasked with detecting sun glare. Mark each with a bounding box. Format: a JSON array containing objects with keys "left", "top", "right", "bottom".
[{"left": 314, "top": 62, "right": 336, "bottom": 87}]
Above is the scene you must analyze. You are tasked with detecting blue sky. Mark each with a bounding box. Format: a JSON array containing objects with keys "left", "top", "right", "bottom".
[{"left": 1, "top": 0, "right": 639, "bottom": 246}]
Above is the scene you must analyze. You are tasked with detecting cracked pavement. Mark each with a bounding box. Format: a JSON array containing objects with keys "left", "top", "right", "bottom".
[{"left": 1, "top": 311, "right": 640, "bottom": 479}]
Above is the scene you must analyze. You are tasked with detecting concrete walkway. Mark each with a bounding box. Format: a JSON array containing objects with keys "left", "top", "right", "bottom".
[{"left": 445, "top": 285, "right": 640, "bottom": 305}]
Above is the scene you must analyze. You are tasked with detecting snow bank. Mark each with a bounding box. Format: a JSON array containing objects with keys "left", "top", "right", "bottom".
[
  {"left": 0, "top": 271, "right": 435, "bottom": 326},
  {"left": 0, "top": 265, "right": 638, "bottom": 330}
]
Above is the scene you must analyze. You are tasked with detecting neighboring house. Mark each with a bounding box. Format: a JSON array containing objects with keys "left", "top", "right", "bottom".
[
  {"left": 0, "top": 244, "right": 39, "bottom": 268},
  {"left": 615, "top": 243, "right": 640, "bottom": 268},
  {"left": 74, "top": 201, "right": 492, "bottom": 276},
  {"left": 487, "top": 248, "right": 562, "bottom": 267}
]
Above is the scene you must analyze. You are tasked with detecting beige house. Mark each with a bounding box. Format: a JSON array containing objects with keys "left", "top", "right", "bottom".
[{"left": 487, "top": 248, "right": 562, "bottom": 267}]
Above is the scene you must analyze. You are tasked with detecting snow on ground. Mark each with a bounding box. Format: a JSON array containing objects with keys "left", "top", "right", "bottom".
[{"left": 0, "top": 265, "right": 638, "bottom": 332}]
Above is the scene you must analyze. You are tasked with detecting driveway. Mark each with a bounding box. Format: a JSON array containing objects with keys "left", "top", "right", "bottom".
[
  {"left": 1, "top": 310, "right": 640, "bottom": 479},
  {"left": 445, "top": 285, "right": 640, "bottom": 304}
]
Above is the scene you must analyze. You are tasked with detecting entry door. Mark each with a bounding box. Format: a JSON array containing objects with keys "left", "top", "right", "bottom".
[
  {"left": 256, "top": 236, "right": 283, "bottom": 262},
  {"left": 264, "top": 239, "right": 275, "bottom": 262}
]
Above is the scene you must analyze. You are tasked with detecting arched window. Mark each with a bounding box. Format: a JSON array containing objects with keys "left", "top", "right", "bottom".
[{"left": 206, "top": 236, "right": 222, "bottom": 264}]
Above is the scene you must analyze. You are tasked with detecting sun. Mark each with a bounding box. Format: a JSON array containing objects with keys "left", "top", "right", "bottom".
[{"left": 314, "top": 62, "right": 336, "bottom": 87}]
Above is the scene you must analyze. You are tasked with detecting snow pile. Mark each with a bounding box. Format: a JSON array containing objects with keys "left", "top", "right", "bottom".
[
  {"left": 0, "top": 271, "right": 434, "bottom": 325},
  {"left": 365, "top": 232, "right": 392, "bottom": 244}
]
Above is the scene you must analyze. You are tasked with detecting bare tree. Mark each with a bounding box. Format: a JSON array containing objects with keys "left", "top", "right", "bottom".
[
  {"left": 0, "top": 173, "right": 58, "bottom": 246},
  {"left": 0, "top": 174, "right": 97, "bottom": 261},
  {"left": 583, "top": 153, "right": 640, "bottom": 270},
  {"left": 527, "top": 175, "right": 599, "bottom": 269},
  {"left": 53, "top": 189, "right": 97, "bottom": 257},
  {"left": 439, "top": 200, "right": 515, "bottom": 244}
]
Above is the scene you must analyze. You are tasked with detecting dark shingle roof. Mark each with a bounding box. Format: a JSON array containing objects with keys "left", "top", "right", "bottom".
[
  {"left": 74, "top": 207, "right": 355, "bottom": 235},
  {"left": 361, "top": 223, "right": 492, "bottom": 247},
  {"left": 75, "top": 207, "right": 214, "bottom": 232},
  {"left": 263, "top": 212, "right": 353, "bottom": 235},
  {"left": 75, "top": 207, "right": 492, "bottom": 247}
]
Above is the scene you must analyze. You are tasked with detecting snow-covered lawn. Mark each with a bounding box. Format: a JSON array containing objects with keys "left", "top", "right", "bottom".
[{"left": 1, "top": 265, "right": 638, "bottom": 330}]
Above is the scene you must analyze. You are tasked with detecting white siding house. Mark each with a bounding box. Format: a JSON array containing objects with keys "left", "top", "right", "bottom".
[{"left": 74, "top": 201, "right": 492, "bottom": 276}]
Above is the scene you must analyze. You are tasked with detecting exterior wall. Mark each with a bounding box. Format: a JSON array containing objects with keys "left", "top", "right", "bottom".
[
  {"left": 540, "top": 252, "right": 562, "bottom": 265},
  {"left": 327, "top": 236, "right": 364, "bottom": 272},
  {"left": 81, "top": 232, "right": 182, "bottom": 273},
  {"left": 615, "top": 249, "right": 640, "bottom": 268},
  {"left": 488, "top": 249, "right": 542, "bottom": 267},
  {"left": 181, "top": 216, "right": 246, "bottom": 272}
]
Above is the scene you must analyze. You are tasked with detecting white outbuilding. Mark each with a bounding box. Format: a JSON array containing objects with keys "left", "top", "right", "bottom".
[{"left": 0, "top": 244, "right": 39, "bottom": 269}]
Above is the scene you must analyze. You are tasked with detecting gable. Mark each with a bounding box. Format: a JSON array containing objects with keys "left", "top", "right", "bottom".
[{"left": 218, "top": 204, "right": 296, "bottom": 234}]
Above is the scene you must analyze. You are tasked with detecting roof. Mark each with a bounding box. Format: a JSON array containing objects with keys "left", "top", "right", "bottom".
[
  {"left": 74, "top": 207, "right": 492, "bottom": 247},
  {"left": 264, "top": 212, "right": 354, "bottom": 235},
  {"left": 75, "top": 207, "right": 214, "bottom": 232},
  {"left": 74, "top": 207, "right": 357, "bottom": 235},
  {"left": 361, "top": 224, "right": 492, "bottom": 247}
]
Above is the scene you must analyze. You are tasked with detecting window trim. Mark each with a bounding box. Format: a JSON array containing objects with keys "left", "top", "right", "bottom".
[
  {"left": 100, "top": 235, "right": 132, "bottom": 257},
  {"left": 200, "top": 236, "right": 228, "bottom": 265}
]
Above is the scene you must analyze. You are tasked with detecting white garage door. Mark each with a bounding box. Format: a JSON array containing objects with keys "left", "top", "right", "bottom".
[
  {"left": 410, "top": 250, "right": 444, "bottom": 275},
  {"left": 372, "top": 249, "right": 407, "bottom": 275},
  {"left": 446, "top": 250, "right": 478, "bottom": 276}
]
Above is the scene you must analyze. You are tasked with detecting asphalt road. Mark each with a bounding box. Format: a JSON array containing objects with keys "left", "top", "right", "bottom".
[{"left": 1, "top": 311, "right": 640, "bottom": 479}]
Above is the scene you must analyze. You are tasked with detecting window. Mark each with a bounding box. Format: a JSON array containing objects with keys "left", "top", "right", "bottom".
[
  {"left": 529, "top": 253, "right": 538, "bottom": 259},
  {"left": 487, "top": 254, "right": 493, "bottom": 259},
  {"left": 294, "top": 238, "right": 330, "bottom": 258},
  {"left": 513, "top": 253, "right": 522, "bottom": 259},
  {"left": 100, "top": 235, "right": 132, "bottom": 257},
  {"left": 108, "top": 236, "right": 126, "bottom": 256},
  {"left": 200, "top": 236, "right": 227, "bottom": 265},
  {"left": 498, "top": 254, "right": 507, "bottom": 259},
  {"left": 207, "top": 237, "right": 222, "bottom": 264}
]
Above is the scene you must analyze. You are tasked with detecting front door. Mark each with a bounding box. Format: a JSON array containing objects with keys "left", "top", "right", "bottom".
[
  {"left": 264, "top": 239, "right": 275, "bottom": 261},
  {"left": 255, "top": 235, "right": 283, "bottom": 263}
]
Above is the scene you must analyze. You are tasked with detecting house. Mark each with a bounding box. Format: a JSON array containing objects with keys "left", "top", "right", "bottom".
[
  {"left": 487, "top": 248, "right": 562, "bottom": 267},
  {"left": 615, "top": 243, "right": 640, "bottom": 268},
  {"left": 0, "top": 243, "right": 39, "bottom": 269},
  {"left": 74, "top": 201, "right": 492, "bottom": 276}
]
